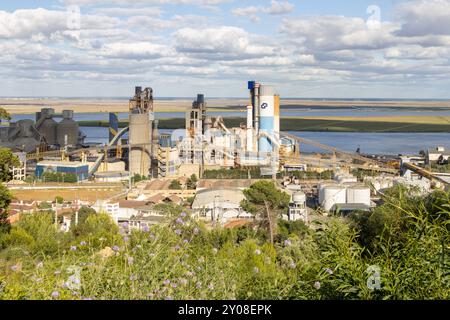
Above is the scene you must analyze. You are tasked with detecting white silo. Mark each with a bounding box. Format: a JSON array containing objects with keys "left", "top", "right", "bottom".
[
  {"left": 346, "top": 186, "right": 371, "bottom": 206},
  {"left": 322, "top": 186, "right": 346, "bottom": 212}
]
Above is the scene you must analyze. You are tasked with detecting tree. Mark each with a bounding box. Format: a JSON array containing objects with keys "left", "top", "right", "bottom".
[
  {"left": 241, "top": 181, "right": 290, "bottom": 244},
  {"left": 0, "top": 184, "right": 12, "bottom": 235},
  {"left": 0, "top": 148, "right": 20, "bottom": 182},
  {"left": 0, "top": 108, "right": 11, "bottom": 121},
  {"left": 169, "top": 180, "right": 182, "bottom": 190},
  {"left": 187, "top": 174, "right": 198, "bottom": 190},
  {"left": 55, "top": 196, "right": 64, "bottom": 204}
]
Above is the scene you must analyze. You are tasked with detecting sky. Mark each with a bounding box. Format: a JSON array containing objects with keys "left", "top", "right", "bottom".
[{"left": 0, "top": 0, "right": 450, "bottom": 98}]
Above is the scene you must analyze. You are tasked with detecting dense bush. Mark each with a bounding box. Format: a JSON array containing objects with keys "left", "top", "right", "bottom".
[{"left": 41, "top": 172, "right": 78, "bottom": 183}]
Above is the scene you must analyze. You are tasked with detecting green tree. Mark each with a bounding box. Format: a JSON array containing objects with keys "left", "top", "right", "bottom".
[
  {"left": 0, "top": 184, "right": 12, "bottom": 235},
  {"left": 241, "top": 181, "right": 290, "bottom": 244},
  {"left": 186, "top": 174, "right": 198, "bottom": 190},
  {"left": 169, "top": 180, "right": 182, "bottom": 190},
  {"left": 55, "top": 196, "right": 64, "bottom": 204},
  {"left": 0, "top": 148, "right": 20, "bottom": 182},
  {"left": 0, "top": 108, "right": 11, "bottom": 121}
]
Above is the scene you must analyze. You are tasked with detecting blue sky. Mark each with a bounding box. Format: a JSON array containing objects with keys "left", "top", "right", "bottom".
[{"left": 0, "top": 0, "right": 450, "bottom": 98}]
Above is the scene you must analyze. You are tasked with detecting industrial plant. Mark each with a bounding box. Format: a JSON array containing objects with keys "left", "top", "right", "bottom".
[{"left": 2, "top": 80, "right": 449, "bottom": 227}]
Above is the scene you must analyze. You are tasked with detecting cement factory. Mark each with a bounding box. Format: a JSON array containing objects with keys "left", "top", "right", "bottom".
[{"left": 2, "top": 80, "right": 450, "bottom": 226}]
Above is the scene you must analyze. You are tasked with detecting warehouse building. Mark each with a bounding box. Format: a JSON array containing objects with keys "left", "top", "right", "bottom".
[{"left": 35, "top": 161, "right": 89, "bottom": 182}]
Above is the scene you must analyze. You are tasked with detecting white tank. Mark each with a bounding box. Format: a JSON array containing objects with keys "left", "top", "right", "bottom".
[
  {"left": 338, "top": 175, "right": 358, "bottom": 184},
  {"left": 292, "top": 192, "right": 306, "bottom": 204},
  {"left": 347, "top": 186, "right": 371, "bottom": 206},
  {"left": 318, "top": 182, "right": 334, "bottom": 204},
  {"left": 322, "top": 186, "right": 346, "bottom": 212}
]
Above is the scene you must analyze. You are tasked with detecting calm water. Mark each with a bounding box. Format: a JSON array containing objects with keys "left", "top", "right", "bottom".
[{"left": 11, "top": 110, "right": 450, "bottom": 155}]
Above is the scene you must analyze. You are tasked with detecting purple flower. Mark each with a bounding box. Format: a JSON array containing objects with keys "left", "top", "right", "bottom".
[
  {"left": 112, "top": 246, "right": 120, "bottom": 252},
  {"left": 176, "top": 218, "right": 184, "bottom": 224},
  {"left": 181, "top": 212, "right": 187, "bottom": 218},
  {"left": 325, "top": 268, "right": 334, "bottom": 275},
  {"left": 314, "top": 281, "right": 321, "bottom": 290},
  {"left": 127, "top": 257, "right": 134, "bottom": 265},
  {"left": 289, "top": 262, "right": 297, "bottom": 269},
  {"left": 122, "top": 222, "right": 129, "bottom": 228},
  {"left": 163, "top": 279, "right": 171, "bottom": 286},
  {"left": 175, "top": 229, "right": 182, "bottom": 235},
  {"left": 142, "top": 226, "right": 150, "bottom": 232},
  {"left": 183, "top": 239, "right": 189, "bottom": 244},
  {"left": 10, "top": 265, "right": 19, "bottom": 272},
  {"left": 123, "top": 236, "right": 129, "bottom": 242},
  {"left": 254, "top": 249, "right": 261, "bottom": 255},
  {"left": 70, "top": 246, "right": 77, "bottom": 251},
  {"left": 171, "top": 283, "right": 178, "bottom": 288},
  {"left": 80, "top": 241, "right": 87, "bottom": 246},
  {"left": 284, "top": 239, "right": 292, "bottom": 247},
  {"left": 208, "top": 283, "right": 214, "bottom": 290},
  {"left": 174, "top": 245, "right": 181, "bottom": 251},
  {"left": 51, "top": 291, "right": 60, "bottom": 299}
]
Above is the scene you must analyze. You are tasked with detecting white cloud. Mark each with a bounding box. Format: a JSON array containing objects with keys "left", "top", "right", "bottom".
[{"left": 232, "top": 1, "right": 294, "bottom": 22}]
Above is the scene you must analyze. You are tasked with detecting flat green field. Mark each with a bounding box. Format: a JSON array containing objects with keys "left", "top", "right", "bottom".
[{"left": 78, "top": 116, "right": 450, "bottom": 133}]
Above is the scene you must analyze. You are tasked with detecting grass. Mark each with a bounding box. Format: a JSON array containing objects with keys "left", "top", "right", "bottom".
[{"left": 79, "top": 117, "right": 450, "bottom": 133}]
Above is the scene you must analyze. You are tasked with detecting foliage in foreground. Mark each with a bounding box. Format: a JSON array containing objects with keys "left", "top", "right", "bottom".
[{"left": 0, "top": 186, "right": 449, "bottom": 300}]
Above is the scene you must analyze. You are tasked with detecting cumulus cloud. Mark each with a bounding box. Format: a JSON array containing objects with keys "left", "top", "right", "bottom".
[{"left": 232, "top": 1, "right": 294, "bottom": 22}]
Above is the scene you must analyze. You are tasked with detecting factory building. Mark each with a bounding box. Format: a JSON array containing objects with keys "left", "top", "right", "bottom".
[
  {"left": 0, "top": 108, "right": 86, "bottom": 152},
  {"left": 35, "top": 161, "right": 89, "bottom": 182}
]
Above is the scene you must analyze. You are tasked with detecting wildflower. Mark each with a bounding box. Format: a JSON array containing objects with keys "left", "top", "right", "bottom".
[
  {"left": 208, "top": 283, "right": 214, "bottom": 290},
  {"left": 174, "top": 245, "right": 181, "bottom": 251},
  {"left": 70, "top": 246, "right": 77, "bottom": 251},
  {"left": 181, "top": 212, "right": 187, "bottom": 218},
  {"left": 149, "top": 233, "right": 155, "bottom": 239},
  {"left": 175, "top": 229, "right": 182, "bottom": 235},
  {"left": 10, "top": 265, "right": 19, "bottom": 272},
  {"left": 130, "top": 275, "right": 138, "bottom": 281},
  {"left": 80, "top": 241, "right": 87, "bottom": 246},
  {"left": 127, "top": 257, "right": 134, "bottom": 266},
  {"left": 183, "top": 239, "right": 189, "bottom": 244},
  {"left": 142, "top": 226, "right": 150, "bottom": 232},
  {"left": 112, "top": 246, "right": 120, "bottom": 252},
  {"left": 163, "top": 279, "right": 171, "bottom": 286},
  {"left": 149, "top": 253, "right": 155, "bottom": 258},
  {"left": 284, "top": 239, "right": 292, "bottom": 247},
  {"left": 176, "top": 218, "right": 184, "bottom": 224},
  {"left": 193, "top": 227, "right": 199, "bottom": 235},
  {"left": 325, "top": 268, "right": 334, "bottom": 275},
  {"left": 186, "top": 271, "right": 193, "bottom": 277},
  {"left": 123, "top": 236, "right": 129, "bottom": 242},
  {"left": 253, "top": 267, "right": 260, "bottom": 274},
  {"left": 51, "top": 291, "right": 60, "bottom": 299},
  {"left": 36, "top": 262, "right": 44, "bottom": 268},
  {"left": 254, "top": 249, "right": 262, "bottom": 255},
  {"left": 122, "top": 222, "right": 129, "bottom": 228},
  {"left": 314, "top": 281, "right": 321, "bottom": 290},
  {"left": 212, "top": 248, "right": 218, "bottom": 255},
  {"left": 289, "top": 262, "right": 297, "bottom": 269},
  {"left": 171, "top": 283, "right": 178, "bottom": 288}
]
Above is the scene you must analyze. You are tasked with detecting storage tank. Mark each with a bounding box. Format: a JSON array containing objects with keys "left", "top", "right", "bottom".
[
  {"left": 347, "top": 186, "right": 371, "bottom": 206},
  {"left": 36, "top": 108, "right": 58, "bottom": 145},
  {"left": 57, "top": 110, "right": 79, "bottom": 146},
  {"left": 322, "top": 186, "right": 346, "bottom": 212},
  {"left": 293, "top": 192, "right": 306, "bottom": 204}
]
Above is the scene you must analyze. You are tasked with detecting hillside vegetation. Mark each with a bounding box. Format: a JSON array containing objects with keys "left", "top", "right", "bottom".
[{"left": 0, "top": 184, "right": 449, "bottom": 300}]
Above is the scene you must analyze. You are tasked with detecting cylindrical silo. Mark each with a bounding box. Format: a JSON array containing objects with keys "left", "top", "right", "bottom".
[
  {"left": 129, "top": 113, "right": 151, "bottom": 177},
  {"left": 346, "top": 186, "right": 371, "bottom": 206},
  {"left": 258, "top": 85, "right": 275, "bottom": 153},
  {"left": 322, "top": 186, "right": 346, "bottom": 212},
  {"left": 38, "top": 115, "right": 58, "bottom": 145},
  {"left": 57, "top": 110, "right": 79, "bottom": 146}
]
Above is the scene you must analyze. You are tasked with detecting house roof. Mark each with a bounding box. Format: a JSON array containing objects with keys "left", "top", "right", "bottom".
[
  {"left": 192, "top": 188, "right": 245, "bottom": 209},
  {"left": 118, "top": 200, "right": 149, "bottom": 209}
]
